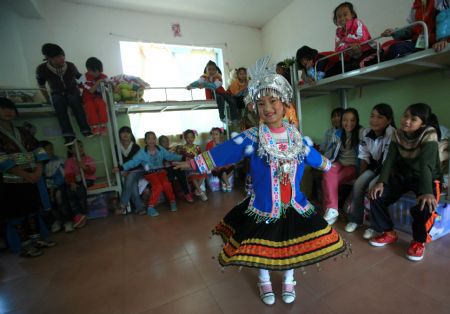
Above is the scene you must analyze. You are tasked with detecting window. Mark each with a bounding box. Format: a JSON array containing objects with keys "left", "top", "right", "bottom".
[{"left": 119, "top": 41, "right": 225, "bottom": 138}]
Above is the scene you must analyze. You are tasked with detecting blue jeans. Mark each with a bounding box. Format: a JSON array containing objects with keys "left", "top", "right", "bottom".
[
  {"left": 51, "top": 93, "right": 91, "bottom": 138},
  {"left": 348, "top": 170, "right": 378, "bottom": 225},
  {"left": 120, "top": 171, "right": 144, "bottom": 211}
]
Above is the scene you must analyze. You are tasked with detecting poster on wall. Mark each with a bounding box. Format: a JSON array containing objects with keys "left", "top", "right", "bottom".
[{"left": 171, "top": 23, "right": 181, "bottom": 37}]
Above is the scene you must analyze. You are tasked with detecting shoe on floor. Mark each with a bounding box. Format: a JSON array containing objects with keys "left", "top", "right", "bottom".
[
  {"left": 406, "top": 241, "right": 425, "bottom": 261},
  {"left": 73, "top": 214, "right": 87, "bottom": 228},
  {"left": 169, "top": 202, "right": 177, "bottom": 212},
  {"left": 21, "top": 241, "right": 43, "bottom": 258},
  {"left": 147, "top": 206, "right": 160, "bottom": 217},
  {"left": 221, "top": 183, "right": 227, "bottom": 192},
  {"left": 282, "top": 281, "right": 297, "bottom": 304},
  {"left": 363, "top": 228, "right": 379, "bottom": 240},
  {"left": 184, "top": 193, "right": 194, "bottom": 203},
  {"left": 323, "top": 208, "right": 339, "bottom": 225},
  {"left": 136, "top": 209, "right": 146, "bottom": 215},
  {"left": 51, "top": 221, "right": 62, "bottom": 233},
  {"left": 258, "top": 281, "right": 275, "bottom": 305},
  {"left": 34, "top": 239, "right": 56, "bottom": 249},
  {"left": 369, "top": 232, "right": 398, "bottom": 247},
  {"left": 345, "top": 222, "right": 360, "bottom": 233},
  {"left": 199, "top": 192, "right": 208, "bottom": 201},
  {"left": 64, "top": 221, "right": 75, "bottom": 233},
  {"left": 226, "top": 185, "right": 232, "bottom": 192}
]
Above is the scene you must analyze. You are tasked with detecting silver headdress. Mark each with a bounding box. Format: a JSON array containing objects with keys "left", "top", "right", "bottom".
[
  {"left": 247, "top": 56, "right": 293, "bottom": 105},
  {"left": 243, "top": 93, "right": 253, "bottom": 106}
]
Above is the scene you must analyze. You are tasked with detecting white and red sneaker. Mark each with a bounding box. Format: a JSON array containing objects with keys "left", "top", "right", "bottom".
[
  {"left": 369, "top": 232, "right": 398, "bottom": 247},
  {"left": 406, "top": 241, "right": 425, "bottom": 261},
  {"left": 73, "top": 214, "right": 87, "bottom": 228}
]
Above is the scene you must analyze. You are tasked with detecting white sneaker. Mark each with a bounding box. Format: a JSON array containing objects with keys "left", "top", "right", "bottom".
[
  {"left": 51, "top": 221, "right": 62, "bottom": 233},
  {"left": 199, "top": 192, "right": 208, "bottom": 201},
  {"left": 363, "top": 228, "right": 378, "bottom": 240},
  {"left": 324, "top": 208, "right": 339, "bottom": 225},
  {"left": 345, "top": 222, "right": 359, "bottom": 233},
  {"left": 64, "top": 222, "right": 75, "bottom": 233}
]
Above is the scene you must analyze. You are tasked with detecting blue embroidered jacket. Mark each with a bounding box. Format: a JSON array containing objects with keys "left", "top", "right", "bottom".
[{"left": 193, "top": 126, "right": 332, "bottom": 221}]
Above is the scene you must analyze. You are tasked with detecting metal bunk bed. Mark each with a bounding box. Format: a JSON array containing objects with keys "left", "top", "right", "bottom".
[
  {"left": 0, "top": 86, "right": 122, "bottom": 197},
  {"left": 289, "top": 21, "right": 450, "bottom": 202}
]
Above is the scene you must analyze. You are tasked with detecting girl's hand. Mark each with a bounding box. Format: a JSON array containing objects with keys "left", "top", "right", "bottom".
[
  {"left": 417, "top": 194, "right": 437, "bottom": 213},
  {"left": 70, "top": 182, "right": 77, "bottom": 191},
  {"left": 369, "top": 183, "right": 384, "bottom": 200},
  {"left": 381, "top": 28, "right": 395, "bottom": 37},
  {"left": 112, "top": 167, "right": 120, "bottom": 174},
  {"left": 172, "top": 161, "right": 192, "bottom": 170},
  {"left": 186, "top": 85, "right": 192, "bottom": 90},
  {"left": 433, "top": 40, "right": 448, "bottom": 52}
]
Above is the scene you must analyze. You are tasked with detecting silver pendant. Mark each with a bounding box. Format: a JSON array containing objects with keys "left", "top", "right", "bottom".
[{"left": 281, "top": 163, "right": 291, "bottom": 174}]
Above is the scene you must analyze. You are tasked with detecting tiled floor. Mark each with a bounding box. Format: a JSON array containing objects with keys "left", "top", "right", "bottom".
[{"left": 1, "top": 188, "right": 450, "bottom": 314}]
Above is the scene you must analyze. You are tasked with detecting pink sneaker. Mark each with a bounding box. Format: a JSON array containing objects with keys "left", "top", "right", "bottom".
[{"left": 73, "top": 214, "right": 87, "bottom": 228}]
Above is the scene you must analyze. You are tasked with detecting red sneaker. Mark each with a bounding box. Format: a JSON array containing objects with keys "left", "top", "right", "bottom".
[
  {"left": 406, "top": 241, "right": 425, "bottom": 261},
  {"left": 184, "top": 193, "right": 194, "bottom": 203},
  {"left": 369, "top": 232, "right": 398, "bottom": 247},
  {"left": 73, "top": 214, "right": 87, "bottom": 228}
]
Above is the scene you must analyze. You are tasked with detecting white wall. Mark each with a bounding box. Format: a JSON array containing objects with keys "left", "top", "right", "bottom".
[
  {"left": 1, "top": 0, "right": 263, "bottom": 88},
  {"left": 262, "top": 0, "right": 412, "bottom": 61},
  {"left": 0, "top": 8, "right": 31, "bottom": 87}
]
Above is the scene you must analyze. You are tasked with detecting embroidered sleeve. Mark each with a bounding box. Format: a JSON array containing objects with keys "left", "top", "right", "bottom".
[
  {"left": 0, "top": 152, "right": 15, "bottom": 173},
  {"left": 305, "top": 145, "right": 332, "bottom": 172},
  {"left": 193, "top": 130, "right": 256, "bottom": 174}
]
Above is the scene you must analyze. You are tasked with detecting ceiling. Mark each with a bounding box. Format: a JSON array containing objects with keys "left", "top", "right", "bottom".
[{"left": 61, "top": 0, "right": 293, "bottom": 28}]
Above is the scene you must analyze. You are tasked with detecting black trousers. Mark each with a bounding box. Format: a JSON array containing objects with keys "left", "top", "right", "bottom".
[{"left": 370, "top": 174, "right": 435, "bottom": 242}]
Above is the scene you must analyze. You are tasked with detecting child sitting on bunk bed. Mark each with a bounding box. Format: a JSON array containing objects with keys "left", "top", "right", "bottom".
[
  {"left": 0, "top": 98, "right": 55, "bottom": 257},
  {"left": 158, "top": 135, "right": 194, "bottom": 203},
  {"left": 186, "top": 60, "right": 239, "bottom": 124},
  {"left": 381, "top": 0, "right": 450, "bottom": 59},
  {"left": 228, "top": 67, "right": 248, "bottom": 112},
  {"left": 333, "top": 2, "right": 376, "bottom": 70},
  {"left": 41, "top": 140, "right": 87, "bottom": 232},
  {"left": 78, "top": 57, "right": 109, "bottom": 136},
  {"left": 296, "top": 45, "right": 342, "bottom": 83},
  {"left": 205, "top": 127, "right": 234, "bottom": 192},
  {"left": 368, "top": 103, "right": 442, "bottom": 262},
  {"left": 115, "top": 126, "right": 145, "bottom": 215},
  {"left": 64, "top": 140, "right": 95, "bottom": 218},
  {"left": 176, "top": 129, "right": 208, "bottom": 201},
  {"left": 116, "top": 131, "right": 183, "bottom": 217},
  {"left": 174, "top": 57, "right": 346, "bottom": 305},
  {"left": 36, "top": 43, "right": 92, "bottom": 146}
]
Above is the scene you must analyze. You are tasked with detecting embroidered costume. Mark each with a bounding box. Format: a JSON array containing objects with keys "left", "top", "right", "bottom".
[
  {"left": 190, "top": 120, "right": 345, "bottom": 269},
  {"left": 0, "top": 125, "right": 48, "bottom": 219}
]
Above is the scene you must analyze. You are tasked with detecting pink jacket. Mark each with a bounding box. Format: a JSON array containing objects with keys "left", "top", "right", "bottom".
[
  {"left": 64, "top": 155, "right": 96, "bottom": 183},
  {"left": 335, "top": 18, "right": 373, "bottom": 52}
]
